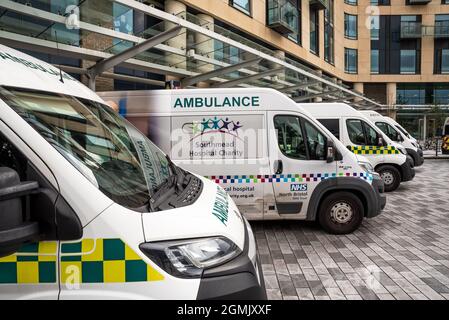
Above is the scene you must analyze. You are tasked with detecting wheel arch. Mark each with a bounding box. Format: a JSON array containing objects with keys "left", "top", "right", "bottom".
[{"left": 306, "top": 177, "right": 375, "bottom": 221}]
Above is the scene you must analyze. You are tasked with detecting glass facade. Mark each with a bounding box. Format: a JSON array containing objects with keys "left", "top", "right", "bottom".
[
  {"left": 344, "top": 0, "right": 357, "bottom": 5},
  {"left": 345, "top": 48, "right": 358, "bottom": 73},
  {"left": 344, "top": 14, "right": 357, "bottom": 39},
  {"left": 397, "top": 83, "right": 449, "bottom": 105}
]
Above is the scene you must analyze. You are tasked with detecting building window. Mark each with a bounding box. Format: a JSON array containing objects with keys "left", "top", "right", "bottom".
[
  {"left": 286, "top": 0, "right": 302, "bottom": 44},
  {"left": 370, "top": 15, "right": 380, "bottom": 40},
  {"left": 345, "top": 48, "right": 358, "bottom": 73},
  {"left": 370, "top": 0, "right": 390, "bottom": 5},
  {"left": 437, "top": 49, "right": 449, "bottom": 74},
  {"left": 324, "top": 0, "right": 334, "bottom": 63},
  {"left": 344, "top": 0, "right": 357, "bottom": 5},
  {"left": 443, "top": 0, "right": 449, "bottom": 4},
  {"left": 230, "top": 0, "right": 251, "bottom": 15},
  {"left": 400, "top": 49, "right": 417, "bottom": 74},
  {"left": 371, "top": 49, "right": 379, "bottom": 73},
  {"left": 344, "top": 13, "right": 357, "bottom": 39},
  {"left": 310, "top": 7, "right": 319, "bottom": 55}
]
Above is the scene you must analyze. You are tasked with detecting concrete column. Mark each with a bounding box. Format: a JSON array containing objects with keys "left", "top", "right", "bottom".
[
  {"left": 353, "top": 82, "right": 364, "bottom": 103},
  {"left": 386, "top": 82, "right": 397, "bottom": 118},
  {"left": 270, "top": 50, "right": 285, "bottom": 81},
  {"left": 195, "top": 13, "right": 214, "bottom": 87},
  {"left": 165, "top": 0, "right": 186, "bottom": 82}
]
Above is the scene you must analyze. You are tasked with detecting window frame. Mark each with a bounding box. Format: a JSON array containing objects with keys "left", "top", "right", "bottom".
[
  {"left": 229, "top": 0, "right": 252, "bottom": 16},
  {"left": 344, "top": 48, "right": 358, "bottom": 74},
  {"left": 344, "top": 13, "right": 358, "bottom": 40}
]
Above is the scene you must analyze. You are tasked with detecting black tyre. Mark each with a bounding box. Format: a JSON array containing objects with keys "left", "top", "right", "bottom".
[
  {"left": 377, "top": 165, "right": 401, "bottom": 192},
  {"left": 318, "top": 191, "right": 364, "bottom": 234}
]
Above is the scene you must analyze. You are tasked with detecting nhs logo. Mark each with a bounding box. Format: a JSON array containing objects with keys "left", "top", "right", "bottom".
[{"left": 290, "top": 183, "right": 307, "bottom": 192}]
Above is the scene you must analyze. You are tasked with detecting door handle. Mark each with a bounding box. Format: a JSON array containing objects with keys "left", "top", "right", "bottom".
[{"left": 274, "top": 160, "right": 283, "bottom": 174}]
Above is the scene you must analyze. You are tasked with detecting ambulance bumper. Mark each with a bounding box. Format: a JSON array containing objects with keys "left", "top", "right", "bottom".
[
  {"left": 196, "top": 220, "right": 266, "bottom": 300},
  {"left": 369, "top": 174, "right": 386, "bottom": 218},
  {"left": 406, "top": 148, "right": 424, "bottom": 167},
  {"left": 400, "top": 158, "right": 415, "bottom": 182}
]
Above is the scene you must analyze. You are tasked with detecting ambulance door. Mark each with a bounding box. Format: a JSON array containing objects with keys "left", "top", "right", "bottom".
[
  {"left": 267, "top": 112, "right": 337, "bottom": 219},
  {"left": 0, "top": 122, "right": 60, "bottom": 300}
]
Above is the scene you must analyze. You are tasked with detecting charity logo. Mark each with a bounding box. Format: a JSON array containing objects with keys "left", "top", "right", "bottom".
[{"left": 182, "top": 117, "right": 243, "bottom": 140}]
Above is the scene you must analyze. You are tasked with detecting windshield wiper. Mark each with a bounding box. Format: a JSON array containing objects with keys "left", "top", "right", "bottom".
[{"left": 165, "top": 154, "right": 185, "bottom": 191}]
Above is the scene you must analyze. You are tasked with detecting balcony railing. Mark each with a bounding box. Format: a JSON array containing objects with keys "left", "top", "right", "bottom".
[
  {"left": 267, "top": 0, "right": 299, "bottom": 35},
  {"left": 310, "top": 0, "right": 328, "bottom": 10},
  {"left": 400, "top": 21, "right": 422, "bottom": 38}
]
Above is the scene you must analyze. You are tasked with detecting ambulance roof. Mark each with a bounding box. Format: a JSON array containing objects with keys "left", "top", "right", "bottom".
[
  {"left": 0, "top": 44, "right": 103, "bottom": 103},
  {"left": 360, "top": 110, "right": 384, "bottom": 120},
  {"left": 299, "top": 103, "right": 366, "bottom": 118},
  {"left": 98, "top": 87, "right": 313, "bottom": 114}
]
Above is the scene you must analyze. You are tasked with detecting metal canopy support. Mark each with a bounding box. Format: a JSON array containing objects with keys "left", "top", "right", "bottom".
[
  {"left": 86, "top": 25, "right": 183, "bottom": 90},
  {"left": 294, "top": 89, "right": 340, "bottom": 102},
  {"left": 116, "top": 0, "right": 382, "bottom": 106},
  {"left": 279, "top": 80, "right": 321, "bottom": 92},
  {"left": 211, "top": 67, "right": 284, "bottom": 88},
  {"left": 181, "top": 57, "right": 262, "bottom": 87}
]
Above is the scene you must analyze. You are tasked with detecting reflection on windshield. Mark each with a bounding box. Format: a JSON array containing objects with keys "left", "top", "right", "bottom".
[{"left": 1, "top": 87, "right": 170, "bottom": 209}]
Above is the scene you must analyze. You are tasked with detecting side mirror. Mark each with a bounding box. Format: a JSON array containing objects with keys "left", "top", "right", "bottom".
[
  {"left": 377, "top": 136, "right": 385, "bottom": 147},
  {"left": 326, "top": 140, "right": 335, "bottom": 163},
  {"left": 0, "top": 167, "right": 40, "bottom": 258},
  {"left": 274, "top": 160, "right": 283, "bottom": 174}
]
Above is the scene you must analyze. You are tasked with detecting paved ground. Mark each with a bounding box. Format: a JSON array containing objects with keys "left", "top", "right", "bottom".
[{"left": 251, "top": 160, "right": 449, "bottom": 300}]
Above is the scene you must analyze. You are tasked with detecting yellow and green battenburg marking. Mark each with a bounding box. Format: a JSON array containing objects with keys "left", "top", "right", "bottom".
[
  {"left": 0, "top": 239, "right": 164, "bottom": 284},
  {"left": 349, "top": 146, "right": 400, "bottom": 155}
]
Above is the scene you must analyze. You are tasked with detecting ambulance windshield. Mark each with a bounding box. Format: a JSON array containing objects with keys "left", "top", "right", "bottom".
[{"left": 0, "top": 87, "right": 171, "bottom": 209}]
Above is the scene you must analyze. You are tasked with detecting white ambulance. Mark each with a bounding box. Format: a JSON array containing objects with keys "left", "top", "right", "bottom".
[
  {"left": 301, "top": 103, "right": 415, "bottom": 192},
  {"left": 0, "top": 45, "right": 265, "bottom": 300},
  {"left": 360, "top": 110, "right": 424, "bottom": 167},
  {"left": 99, "top": 88, "right": 386, "bottom": 235},
  {"left": 442, "top": 117, "right": 449, "bottom": 155}
]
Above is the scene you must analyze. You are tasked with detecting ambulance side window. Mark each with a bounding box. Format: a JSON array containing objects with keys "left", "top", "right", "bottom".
[
  {"left": 347, "top": 119, "right": 366, "bottom": 145},
  {"left": 363, "top": 121, "right": 380, "bottom": 146},
  {"left": 376, "top": 121, "right": 400, "bottom": 141},
  {"left": 318, "top": 119, "right": 340, "bottom": 139},
  {"left": 274, "top": 115, "right": 307, "bottom": 160},
  {"left": 304, "top": 121, "right": 327, "bottom": 160}
]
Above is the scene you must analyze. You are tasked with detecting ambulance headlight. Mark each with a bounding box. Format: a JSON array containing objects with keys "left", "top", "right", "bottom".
[
  {"left": 140, "top": 237, "right": 241, "bottom": 278},
  {"left": 358, "top": 161, "right": 374, "bottom": 173}
]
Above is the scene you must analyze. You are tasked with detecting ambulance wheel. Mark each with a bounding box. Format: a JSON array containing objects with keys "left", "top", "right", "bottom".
[
  {"left": 318, "top": 192, "right": 364, "bottom": 234},
  {"left": 377, "top": 165, "right": 401, "bottom": 192}
]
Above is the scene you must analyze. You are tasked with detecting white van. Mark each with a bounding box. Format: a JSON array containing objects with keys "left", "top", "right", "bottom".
[
  {"left": 99, "top": 89, "right": 386, "bottom": 235},
  {"left": 301, "top": 103, "right": 415, "bottom": 192},
  {"left": 0, "top": 45, "right": 265, "bottom": 300},
  {"left": 360, "top": 111, "right": 424, "bottom": 167}
]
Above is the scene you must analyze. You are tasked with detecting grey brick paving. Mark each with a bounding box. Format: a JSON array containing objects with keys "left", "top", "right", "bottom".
[{"left": 252, "top": 160, "right": 449, "bottom": 300}]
